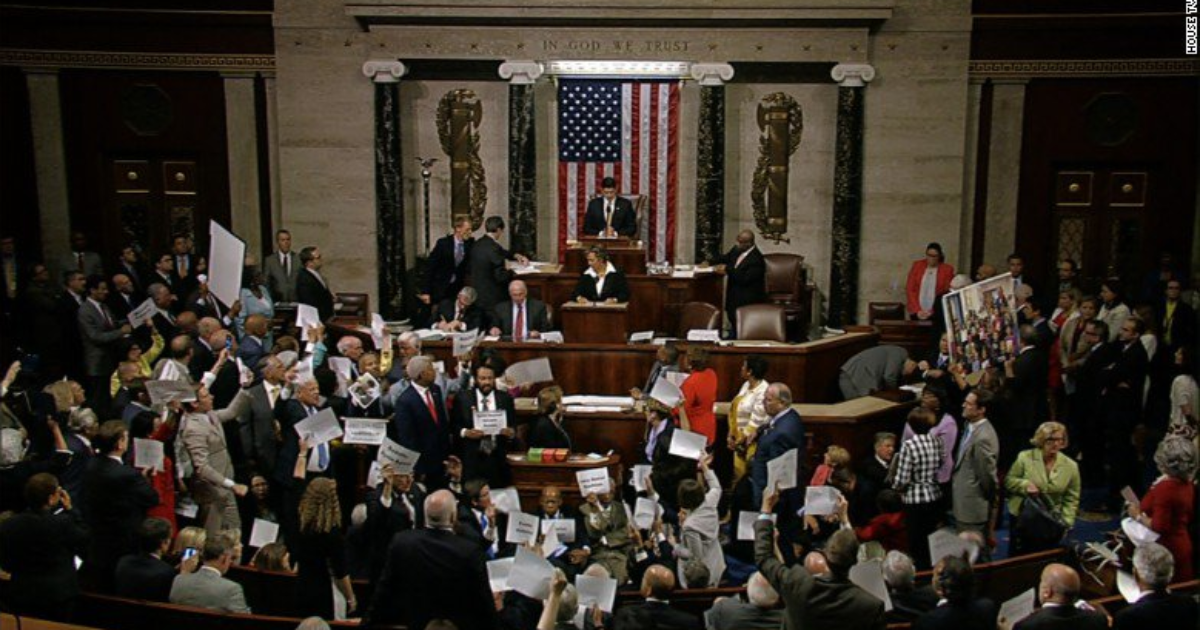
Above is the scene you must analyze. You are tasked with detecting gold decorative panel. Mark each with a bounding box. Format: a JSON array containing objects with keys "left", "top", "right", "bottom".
[
  {"left": 113, "top": 160, "right": 150, "bottom": 193},
  {"left": 163, "top": 161, "right": 197, "bottom": 196},
  {"left": 1054, "top": 171, "right": 1093, "bottom": 207},
  {"left": 1109, "top": 172, "right": 1147, "bottom": 207}
]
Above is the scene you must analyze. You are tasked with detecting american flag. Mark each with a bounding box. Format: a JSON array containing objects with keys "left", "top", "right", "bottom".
[{"left": 557, "top": 79, "right": 680, "bottom": 263}]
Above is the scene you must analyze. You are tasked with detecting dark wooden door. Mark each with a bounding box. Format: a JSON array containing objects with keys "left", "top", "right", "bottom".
[
  {"left": 108, "top": 157, "right": 204, "bottom": 260},
  {"left": 1052, "top": 167, "right": 1153, "bottom": 291}
]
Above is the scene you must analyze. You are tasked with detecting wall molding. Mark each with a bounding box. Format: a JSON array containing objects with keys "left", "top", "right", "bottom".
[
  {"left": 970, "top": 58, "right": 1198, "bottom": 79},
  {"left": 0, "top": 48, "right": 274, "bottom": 72}
]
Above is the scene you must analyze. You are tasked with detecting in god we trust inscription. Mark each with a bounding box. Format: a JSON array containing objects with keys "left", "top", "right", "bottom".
[{"left": 541, "top": 39, "right": 691, "bottom": 53}]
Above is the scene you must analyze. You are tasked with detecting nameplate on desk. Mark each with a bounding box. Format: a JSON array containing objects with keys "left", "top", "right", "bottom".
[
  {"left": 671, "top": 269, "right": 695, "bottom": 278},
  {"left": 628, "top": 330, "right": 654, "bottom": 343},
  {"left": 687, "top": 329, "right": 721, "bottom": 343},
  {"left": 541, "top": 331, "right": 565, "bottom": 343}
]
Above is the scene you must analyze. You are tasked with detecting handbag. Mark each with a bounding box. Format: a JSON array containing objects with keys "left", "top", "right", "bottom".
[{"left": 1015, "top": 492, "right": 1068, "bottom": 546}]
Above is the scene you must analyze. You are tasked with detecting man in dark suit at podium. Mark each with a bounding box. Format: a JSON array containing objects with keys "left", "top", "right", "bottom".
[
  {"left": 583, "top": 177, "right": 637, "bottom": 238},
  {"left": 715, "top": 230, "right": 766, "bottom": 338},
  {"left": 420, "top": 215, "right": 474, "bottom": 310},
  {"left": 467, "top": 216, "right": 528, "bottom": 326}
]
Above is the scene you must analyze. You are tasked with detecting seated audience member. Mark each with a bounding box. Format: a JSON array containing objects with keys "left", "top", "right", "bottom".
[
  {"left": 810, "top": 444, "right": 850, "bottom": 487},
  {"left": 434, "top": 286, "right": 483, "bottom": 333},
  {"left": 533, "top": 486, "right": 590, "bottom": 579},
  {"left": 682, "top": 560, "right": 711, "bottom": 591},
  {"left": 168, "top": 526, "right": 208, "bottom": 567},
  {"left": 537, "top": 568, "right": 582, "bottom": 630},
  {"left": 913, "top": 554, "right": 996, "bottom": 630},
  {"left": 527, "top": 385, "right": 572, "bottom": 450},
  {"left": 1115, "top": 542, "right": 1198, "bottom": 630},
  {"left": 1126, "top": 435, "right": 1196, "bottom": 581},
  {"left": 83, "top": 419, "right": 160, "bottom": 589},
  {"left": 581, "top": 478, "right": 633, "bottom": 584},
  {"left": 754, "top": 487, "right": 886, "bottom": 630},
  {"left": 169, "top": 534, "right": 252, "bottom": 614},
  {"left": 681, "top": 346, "right": 719, "bottom": 445},
  {"left": 1007, "top": 564, "right": 1105, "bottom": 630},
  {"left": 855, "top": 432, "right": 896, "bottom": 521},
  {"left": 296, "top": 617, "right": 332, "bottom": 630},
  {"left": 703, "top": 571, "right": 784, "bottom": 630},
  {"left": 0, "top": 473, "right": 89, "bottom": 621},
  {"left": 571, "top": 246, "right": 630, "bottom": 303},
  {"left": 1004, "top": 421, "right": 1080, "bottom": 555},
  {"left": 838, "top": 345, "right": 918, "bottom": 399},
  {"left": 674, "top": 456, "right": 724, "bottom": 587},
  {"left": 489, "top": 280, "right": 550, "bottom": 340},
  {"left": 840, "top": 489, "right": 907, "bottom": 553},
  {"left": 115, "top": 517, "right": 179, "bottom": 602},
  {"left": 883, "top": 551, "right": 938, "bottom": 622},
  {"left": 614, "top": 564, "right": 702, "bottom": 630},
  {"left": 251, "top": 541, "right": 292, "bottom": 573}
]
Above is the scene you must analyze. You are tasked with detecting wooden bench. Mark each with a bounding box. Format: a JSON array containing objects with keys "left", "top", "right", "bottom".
[
  {"left": 71, "top": 591, "right": 397, "bottom": 630},
  {"left": 0, "top": 613, "right": 100, "bottom": 630},
  {"left": 1087, "top": 578, "right": 1200, "bottom": 619}
]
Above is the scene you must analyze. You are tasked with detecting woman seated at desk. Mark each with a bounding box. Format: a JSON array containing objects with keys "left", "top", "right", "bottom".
[{"left": 571, "top": 246, "right": 630, "bottom": 304}]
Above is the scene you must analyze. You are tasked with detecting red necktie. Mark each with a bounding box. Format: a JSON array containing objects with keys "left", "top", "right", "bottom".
[
  {"left": 514, "top": 303, "right": 525, "bottom": 342},
  {"left": 424, "top": 389, "right": 439, "bottom": 425}
]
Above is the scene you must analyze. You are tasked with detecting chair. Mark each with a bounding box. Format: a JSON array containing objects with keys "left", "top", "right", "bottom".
[
  {"left": 335, "top": 292, "right": 369, "bottom": 322},
  {"left": 867, "top": 301, "right": 906, "bottom": 325},
  {"left": 736, "top": 304, "right": 787, "bottom": 342},
  {"left": 763, "top": 253, "right": 808, "bottom": 341},
  {"left": 676, "top": 301, "right": 721, "bottom": 338}
]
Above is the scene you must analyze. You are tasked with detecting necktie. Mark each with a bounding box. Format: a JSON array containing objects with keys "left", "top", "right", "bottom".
[
  {"left": 514, "top": 303, "right": 525, "bottom": 342},
  {"left": 454, "top": 240, "right": 464, "bottom": 267},
  {"left": 481, "top": 396, "right": 496, "bottom": 454},
  {"left": 98, "top": 303, "right": 113, "bottom": 329},
  {"left": 207, "top": 294, "right": 221, "bottom": 319},
  {"left": 282, "top": 253, "right": 290, "bottom": 275},
  {"left": 957, "top": 424, "right": 973, "bottom": 462},
  {"left": 76, "top": 253, "right": 84, "bottom": 272},
  {"left": 424, "top": 389, "right": 439, "bottom": 425},
  {"left": 316, "top": 442, "right": 329, "bottom": 470},
  {"left": 605, "top": 203, "right": 613, "bottom": 229},
  {"left": 178, "top": 256, "right": 187, "bottom": 277}
]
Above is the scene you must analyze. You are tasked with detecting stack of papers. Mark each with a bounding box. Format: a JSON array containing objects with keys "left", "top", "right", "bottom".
[{"left": 562, "top": 395, "right": 635, "bottom": 407}]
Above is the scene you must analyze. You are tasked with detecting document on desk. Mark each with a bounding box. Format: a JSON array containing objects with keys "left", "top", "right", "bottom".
[
  {"left": 506, "top": 358, "right": 555, "bottom": 386},
  {"left": 563, "top": 395, "right": 635, "bottom": 407}
]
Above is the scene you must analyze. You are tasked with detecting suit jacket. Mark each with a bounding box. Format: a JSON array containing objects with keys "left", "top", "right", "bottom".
[
  {"left": 1159, "top": 300, "right": 1197, "bottom": 351},
  {"left": 59, "top": 250, "right": 103, "bottom": 279},
  {"left": 466, "top": 235, "right": 515, "bottom": 314},
  {"left": 116, "top": 260, "right": 146, "bottom": 295},
  {"left": 839, "top": 345, "right": 909, "bottom": 399},
  {"left": 751, "top": 409, "right": 805, "bottom": 506},
  {"left": 572, "top": 269, "right": 631, "bottom": 303},
  {"left": 527, "top": 414, "right": 572, "bottom": 450},
  {"left": 237, "top": 335, "right": 268, "bottom": 373},
  {"left": 365, "top": 527, "right": 498, "bottom": 629},
  {"left": 108, "top": 290, "right": 139, "bottom": 322},
  {"left": 754, "top": 519, "right": 886, "bottom": 630},
  {"left": 720, "top": 246, "right": 767, "bottom": 321},
  {"left": 78, "top": 298, "right": 126, "bottom": 377},
  {"left": 1113, "top": 590, "right": 1199, "bottom": 630},
  {"left": 703, "top": 596, "right": 784, "bottom": 630},
  {"left": 492, "top": 299, "right": 551, "bottom": 337},
  {"left": 185, "top": 290, "right": 228, "bottom": 322},
  {"left": 434, "top": 297, "right": 484, "bottom": 332},
  {"left": 391, "top": 384, "right": 451, "bottom": 484},
  {"left": 913, "top": 600, "right": 998, "bottom": 630},
  {"left": 1009, "top": 347, "right": 1049, "bottom": 430},
  {"left": 263, "top": 250, "right": 300, "bottom": 303},
  {"left": 583, "top": 196, "right": 637, "bottom": 237},
  {"left": 296, "top": 268, "right": 335, "bottom": 322},
  {"left": 169, "top": 567, "right": 251, "bottom": 613},
  {"left": 181, "top": 390, "right": 252, "bottom": 503},
  {"left": 452, "top": 388, "right": 515, "bottom": 488},
  {"left": 239, "top": 380, "right": 282, "bottom": 477},
  {"left": 273, "top": 398, "right": 335, "bottom": 488},
  {"left": 83, "top": 456, "right": 160, "bottom": 572},
  {"left": 887, "top": 585, "right": 939, "bottom": 622},
  {"left": 424, "top": 234, "right": 474, "bottom": 305},
  {"left": 951, "top": 419, "right": 999, "bottom": 524},
  {"left": 905, "top": 260, "right": 955, "bottom": 315},
  {"left": 614, "top": 600, "right": 702, "bottom": 630},
  {"left": 152, "top": 310, "right": 180, "bottom": 341},
  {"left": 363, "top": 485, "right": 426, "bottom": 582},
  {"left": 1014, "top": 604, "right": 1108, "bottom": 630},
  {"left": 114, "top": 553, "right": 176, "bottom": 602},
  {"left": 0, "top": 507, "right": 89, "bottom": 611}
]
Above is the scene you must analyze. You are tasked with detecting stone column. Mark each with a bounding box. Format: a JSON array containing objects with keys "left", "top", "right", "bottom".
[
  {"left": 983, "top": 79, "right": 1027, "bottom": 267},
  {"left": 827, "top": 63, "right": 875, "bottom": 328},
  {"left": 690, "top": 63, "right": 734, "bottom": 263},
  {"left": 262, "top": 71, "right": 282, "bottom": 240},
  {"left": 222, "top": 71, "right": 263, "bottom": 259},
  {"left": 363, "top": 60, "right": 408, "bottom": 319},
  {"left": 25, "top": 69, "right": 71, "bottom": 268},
  {"left": 499, "top": 61, "right": 543, "bottom": 257}
]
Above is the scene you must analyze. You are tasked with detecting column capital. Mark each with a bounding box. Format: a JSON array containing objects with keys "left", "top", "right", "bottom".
[
  {"left": 689, "top": 63, "right": 734, "bottom": 86},
  {"left": 498, "top": 60, "right": 544, "bottom": 85},
  {"left": 831, "top": 63, "right": 876, "bottom": 87},
  {"left": 220, "top": 70, "right": 259, "bottom": 80},
  {"left": 362, "top": 60, "right": 407, "bottom": 83}
]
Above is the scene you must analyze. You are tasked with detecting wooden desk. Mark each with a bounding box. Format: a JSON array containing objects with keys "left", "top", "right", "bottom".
[
  {"left": 564, "top": 242, "right": 647, "bottom": 275},
  {"left": 559, "top": 302, "right": 629, "bottom": 343},
  {"left": 521, "top": 271, "right": 723, "bottom": 336},
  {"left": 508, "top": 452, "right": 622, "bottom": 510},
  {"left": 874, "top": 319, "right": 936, "bottom": 357}
]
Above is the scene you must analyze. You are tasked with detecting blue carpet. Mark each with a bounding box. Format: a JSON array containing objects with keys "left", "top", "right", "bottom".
[{"left": 993, "top": 486, "right": 1121, "bottom": 560}]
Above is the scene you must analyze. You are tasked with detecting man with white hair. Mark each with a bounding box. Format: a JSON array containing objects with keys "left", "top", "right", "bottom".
[
  {"left": 703, "top": 571, "right": 783, "bottom": 629},
  {"left": 335, "top": 335, "right": 364, "bottom": 380},
  {"left": 883, "top": 550, "right": 937, "bottom": 622},
  {"left": 365, "top": 489, "right": 497, "bottom": 630},
  {"left": 391, "top": 355, "right": 452, "bottom": 488},
  {"left": 1114, "top": 542, "right": 1198, "bottom": 630}
]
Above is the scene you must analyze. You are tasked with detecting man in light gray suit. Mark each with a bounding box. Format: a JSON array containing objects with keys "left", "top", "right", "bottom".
[
  {"left": 179, "top": 357, "right": 252, "bottom": 536},
  {"left": 262, "top": 228, "right": 299, "bottom": 303},
  {"left": 238, "top": 354, "right": 289, "bottom": 478},
  {"left": 952, "top": 389, "right": 999, "bottom": 550},
  {"left": 169, "top": 535, "right": 250, "bottom": 614},
  {"left": 78, "top": 274, "right": 132, "bottom": 411},
  {"left": 58, "top": 231, "right": 104, "bottom": 280}
]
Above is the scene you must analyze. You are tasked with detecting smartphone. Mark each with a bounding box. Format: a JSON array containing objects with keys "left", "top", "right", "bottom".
[
  {"left": 225, "top": 336, "right": 234, "bottom": 351},
  {"left": 182, "top": 547, "right": 198, "bottom": 561}
]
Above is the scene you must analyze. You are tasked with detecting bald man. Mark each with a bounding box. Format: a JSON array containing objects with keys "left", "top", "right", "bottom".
[
  {"left": 1006, "top": 564, "right": 1107, "bottom": 630},
  {"left": 238, "top": 314, "right": 270, "bottom": 369},
  {"left": 614, "top": 564, "right": 702, "bottom": 630},
  {"left": 714, "top": 230, "right": 766, "bottom": 338}
]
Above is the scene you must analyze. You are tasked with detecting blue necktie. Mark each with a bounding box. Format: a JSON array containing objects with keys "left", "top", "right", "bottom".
[
  {"left": 480, "top": 513, "right": 495, "bottom": 559},
  {"left": 317, "top": 443, "right": 329, "bottom": 471}
]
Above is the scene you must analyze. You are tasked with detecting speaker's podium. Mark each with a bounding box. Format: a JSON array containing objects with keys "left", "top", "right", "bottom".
[
  {"left": 560, "top": 301, "right": 629, "bottom": 344},
  {"left": 564, "top": 237, "right": 647, "bottom": 275}
]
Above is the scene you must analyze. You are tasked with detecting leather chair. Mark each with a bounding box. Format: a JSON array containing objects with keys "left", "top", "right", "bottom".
[
  {"left": 621, "top": 194, "right": 648, "bottom": 244},
  {"left": 335, "top": 292, "right": 369, "bottom": 322},
  {"left": 867, "top": 301, "right": 906, "bottom": 325},
  {"left": 676, "top": 301, "right": 721, "bottom": 338},
  {"left": 736, "top": 304, "right": 787, "bottom": 342},
  {"left": 763, "top": 253, "right": 808, "bottom": 341}
]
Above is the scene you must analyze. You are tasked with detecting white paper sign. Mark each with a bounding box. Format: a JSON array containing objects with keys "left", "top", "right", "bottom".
[
  {"left": 248, "top": 518, "right": 280, "bottom": 548},
  {"left": 629, "top": 330, "right": 654, "bottom": 343},
  {"left": 371, "top": 313, "right": 388, "bottom": 350},
  {"left": 133, "top": 438, "right": 164, "bottom": 472},
  {"left": 686, "top": 329, "right": 721, "bottom": 342},
  {"left": 505, "top": 511, "right": 540, "bottom": 545},
  {"left": 366, "top": 461, "right": 382, "bottom": 488},
  {"left": 1116, "top": 570, "right": 1140, "bottom": 604},
  {"left": 737, "top": 511, "right": 775, "bottom": 540},
  {"left": 633, "top": 497, "right": 659, "bottom": 530},
  {"left": 649, "top": 377, "right": 684, "bottom": 408},
  {"left": 348, "top": 373, "right": 382, "bottom": 409},
  {"left": 207, "top": 220, "right": 246, "bottom": 307},
  {"left": 491, "top": 487, "right": 522, "bottom": 514},
  {"left": 508, "top": 547, "right": 554, "bottom": 600},
  {"left": 452, "top": 330, "right": 480, "bottom": 356},
  {"left": 667, "top": 429, "right": 707, "bottom": 460},
  {"left": 293, "top": 408, "right": 343, "bottom": 446},
  {"left": 296, "top": 303, "right": 321, "bottom": 330},
  {"left": 540, "top": 519, "right": 576, "bottom": 544},
  {"left": 1120, "top": 486, "right": 1140, "bottom": 508},
  {"left": 804, "top": 486, "right": 842, "bottom": 516},
  {"left": 505, "top": 358, "right": 555, "bottom": 386},
  {"left": 1121, "top": 517, "right": 1161, "bottom": 546},
  {"left": 576, "top": 468, "right": 611, "bottom": 496},
  {"left": 766, "top": 449, "right": 798, "bottom": 492},
  {"left": 928, "top": 528, "right": 970, "bottom": 566},
  {"left": 487, "top": 557, "right": 515, "bottom": 592},
  {"left": 998, "top": 588, "right": 1036, "bottom": 626},
  {"left": 849, "top": 559, "right": 894, "bottom": 612},
  {"left": 378, "top": 437, "right": 420, "bottom": 475},
  {"left": 473, "top": 409, "right": 508, "bottom": 435},
  {"left": 342, "top": 418, "right": 388, "bottom": 445},
  {"left": 328, "top": 357, "right": 353, "bottom": 382},
  {"left": 541, "top": 331, "right": 564, "bottom": 344},
  {"left": 541, "top": 521, "right": 561, "bottom": 555},
  {"left": 127, "top": 298, "right": 158, "bottom": 328},
  {"left": 175, "top": 497, "right": 199, "bottom": 518},
  {"left": 575, "top": 574, "right": 618, "bottom": 613},
  {"left": 146, "top": 379, "right": 196, "bottom": 406},
  {"left": 629, "top": 465, "right": 652, "bottom": 492},
  {"left": 664, "top": 371, "right": 689, "bottom": 388}
]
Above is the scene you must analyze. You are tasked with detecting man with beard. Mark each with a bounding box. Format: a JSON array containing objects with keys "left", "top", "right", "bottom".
[{"left": 452, "top": 362, "right": 516, "bottom": 488}]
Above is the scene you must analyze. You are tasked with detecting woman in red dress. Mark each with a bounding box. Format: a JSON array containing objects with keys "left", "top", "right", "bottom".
[
  {"left": 681, "top": 346, "right": 719, "bottom": 446},
  {"left": 129, "top": 409, "right": 178, "bottom": 534},
  {"left": 1128, "top": 435, "right": 1196, "bottom": 581}
]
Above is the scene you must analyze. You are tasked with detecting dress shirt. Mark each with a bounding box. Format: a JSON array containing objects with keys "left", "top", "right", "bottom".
[
  {"left": 279, "top": 252, "right": 291, "bottom": 276},
  {"left": 918, "top": 266, "right": 939, "bottom": 312},
  {"left": 645, "top": 421, "right": 667, "bottom": 461},
  {"left": 87, "top": 297, "right": 114, "bottom": 328}
]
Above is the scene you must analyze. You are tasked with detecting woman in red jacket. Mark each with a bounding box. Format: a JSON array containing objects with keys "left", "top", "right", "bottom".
[
  {"left": 681, "top": 346, "right": 719, "bottom": 446},
  {"left": 1127, "top": 436, "right": 1196, "bottom": 581},
  {"left": 129, "top": 409, "right": 177, "bottom": 535},
  {"left": 906, "top": 243, "right": 955, "bottom": 320}
]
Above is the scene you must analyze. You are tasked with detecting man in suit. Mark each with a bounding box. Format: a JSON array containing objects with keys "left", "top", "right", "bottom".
[
  {"left": 58, "top": 231, "right": 104, "bottom": 280},
  {"left": 839, "top": 345, "right": 918, "bottom": 400},
  {"left": 750, "top": 383, "right": 805, "bottom": 507},
  {"left": 1010, "top": 564, "right": 1107, "bottom": 630},
  {"left": 363, "top": 463, "right": 426, "bottom": 583},
  {"left": 263, "top": 228, "right": 300, "bottom": 303},
  {"left": 952, "top": 389, "right": 999, "bottom": 545},
  {"left": 855, "top": 432, "right": 896, "bottom": 521},
  {"left": 171, "top": 233, "right": 201, "bottom": 299},
  {"left": 614, "top": 564, "right": 702, "bottom": 629},
  {"left": 631, "top": 342, "right": 683, "bottom": 401},
  {"left": 391, "top": 355, "right": 452, "bottom": 489},
  {"left": 364, "top": 489, "right": 498, "bottom": 629},
  {"left": 78, "top": 275, "right": 133, "bottom": 411},
  {"left": 114, "top": 517, "right": 177, "bottom": 602},
  {"left": 115, "top": 245, "right": 145, "bottom": 295},
  {"left": 534, "top": 486, "right": 591, "bottom": 579},
  {"left": 186, "top": 276, "right": 239, "bottom": 324},
  {"left": 52, "top": 270, "right": 88, "bottom": 380},
  {"left": 703, "top": 571, "right": 784, "bottom": 630},
  {"left": 180, "top": 372, "right": 252, "bottom": 536},
  {"left": 239, "top": 353, "right": 287, "bottom": 478},
  {"left": 296, "top": 245, "right": 335, "bottom": 322},
  {"left": 108, "top": 273, "right": 141, "bottom": 321},
  {"left": 489, "top": 279, "right": 551, "bottom": 340},
  {"left": 433, "top": 286, "right": 484, "bottom": 333},
  {"left": 1114, "top": 542, "right": 1198, "bottom": 630},
  {"left": 453, "top": 362, "right": 516, "bottom": 488},
  {"left": 1003, "top": 325, "right": 1048, "bottom": 466},
  {"left": 238, "top": 314, "right": 271, "bottom": 371},
  {"left": 1103, "top": 316, "right": 1149, "bottom": 504},
  {"left": 150, "top": 253, "right": 177, "bottom": 295},
  {"left": 0, "top": 472, "right": 90, "bottom": 621},
  {"left": 916, "top": 555, "right": 998, "bottom": 630},
  {"left": 169, "top": 535, "right": 251, "bottom": 614},
  {"left": 754, "top": 502, "right": 886, "bottom": 630},
  {"left": 81, "top": 420, "right": 160, "bottom": 590},
  {"left": 146, "top": 282, "right": 180, "bottom": 340},
  {"left": 1159, "top": 278, "right": 1195, "bottom": 353},
  {"left": 714, "top": 230, "right": 766, "bottom": 338},
  {"left": 583, "top": 177, "right": 637, "bottom": 238},
  {"left": 467, "top": 216, "right": 528, "bottom": 325},
  {"left": 421, "top": 215, "right": 475, "bottom": 310},
  {"left": 273, "top": 378, "right": 333, "bottom": 540},
  {"left": 883, "top": 550, "right": 938, "bottom": 622}
]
